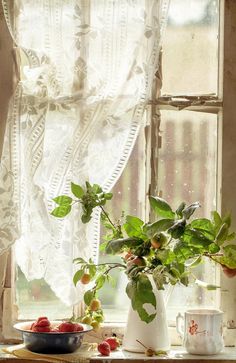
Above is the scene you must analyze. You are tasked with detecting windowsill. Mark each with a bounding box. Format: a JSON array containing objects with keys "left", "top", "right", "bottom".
[
  {"left": 90, "top": 346, "right": 236, "bottom": 362},
  {"left": 1, "top": 345, "right": 236, "bottom": 362}
]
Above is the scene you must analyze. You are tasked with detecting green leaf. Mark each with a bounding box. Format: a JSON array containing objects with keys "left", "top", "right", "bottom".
[
  {"left": 182, "top": 202, "right": 200, "bottom": 220},
  {"left": 53, "top": 195, "right": 72, "bottom": 205},
  {"left": 81, "top": 213, "right": 92, "bottom": 223},
  {"left": 156, "top": 249, "right": 175, "bottom": 265},
  {"left": 92, "top": 184, "right": 103, "bottom": 193},
  {"left": 208, "top": 243, "right": 220, "bottom": 254},
  {"left": 175, "top": 202, "right": 186, "bottom": 217},
  {"left": 215, "top": 223, "right": 229, "bottom": 246},
  {"left": 99, "top": 241, "right": 108, "bottom": 252},
  {"left": 185, "top": 256, "right": 202, "bottom": 268},
  {"left": 73, "top": 257, "right": 87, "bottom": 264},
  {"left": 227, "top": 232, "right": 236, "bottom": 241},
  {"left": 223, "top": 244, "right": 236, "bottom": 261},
  {"left": 169, "top": 267, "right": 181, "bottom": 279},
  {"left": 106, "top": 274, "right": 116, "bottom": 288},
  {"left": 85, "top": 181, "right": 92, "bottom": 190},
  {"left": 215, "top": 223, "right": 229, "bottom": 245},
  {"left": 212, "top": 210, "right": 222, "bottom": 226},
  {"left": 124, "top": 215, "right": 145, "bottom": 238},
  {"left": 126, "top": 275, "right": 156, "bottom": 323},
  {"left": 84, "top": 290, "right": 94, "bottom": 306},
  {"left": 88, "top": 264, "right": 97, "bottom": 279},
  {"left": 190, "top": 218, "right": 215, "bottom": 240},
  {"left": 95, "top": 275, "right": 106, "bottom": 290},
  {"left": 168, "top": 219, "right": 186, "bottom": 239},
  {"left": 153, "top": 266, "right": 167, "bottom": 290},
  {"left": 223, "top": 213, "right": 231, "bottom": 228},
  {"left": 144, "top": 219, "right": 175, "bottom": 237},
  {"left": 104, "top": 192, "right": 113, "bottom": 200},
  {"left": 105, "top": 237, "right": 143, "bottom": 254},
  {"left": 183, "top": 229, "right": 212, "bottom": 249},
  {"left": 51, "top": 205, "right": 71, "bottom": 218},
  {"left": 174, "top": 242, "right": 199, "bottom": 263},
  {"left": 212, "top": 244, "right": 236, "bottom": 269},
  {"left": 149, "top": 196, "right": 175, "bottom": 219},
  {"left": 71, "top": 182, "right": 84, "bottom": 198},
  {"left": 73, "top": 269, "right": 84, "bottom": 285},
  {"left": 126, "top": 280, "right": 136, "bottom": 300}
]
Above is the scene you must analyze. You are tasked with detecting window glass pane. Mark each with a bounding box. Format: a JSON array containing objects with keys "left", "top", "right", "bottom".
[
  {"left": 162, "top": 0, "right": 219, "bottom": 95},
  {"left": 16, "top": 267, "right": 72, "bottom": 320},
  {"left": 16, "top": 125, "right": 146, "bottom": 323},
  {"left": 158, "top": 109, "right": 218, "bottom": 321},
  {"left": 98, "top": 126, "right": 146, "bottom": 323}
]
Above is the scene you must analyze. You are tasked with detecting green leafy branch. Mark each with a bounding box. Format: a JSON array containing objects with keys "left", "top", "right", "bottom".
[{"left": 51, "top": 182, "right": 236, "bottom": 324}]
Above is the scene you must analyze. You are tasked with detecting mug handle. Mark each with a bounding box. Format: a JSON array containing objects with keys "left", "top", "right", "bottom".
[{"left": 176, "top": 312, "right": 184, "bottom": 338}]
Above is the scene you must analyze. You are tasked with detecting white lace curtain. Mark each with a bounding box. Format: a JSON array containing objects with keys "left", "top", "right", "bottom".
[{"left": 0, "top": 0, "right": 169, "bottom": 305}]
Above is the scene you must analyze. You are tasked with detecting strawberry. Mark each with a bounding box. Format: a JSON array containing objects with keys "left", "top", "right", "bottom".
[
  {"left": 30, "top": 322, "right": 36, "bottom": 330},
  {"left": 32, "top": 325, "right": 51, "bottom": 333},
  {"left": 58, "top": 322, "right": 76, "bottom": 332},
  {"left": 98, "top": 341, "right": 110, "bottom": 356},
  {"left": 105, "top": 336, "right": 120, "bottom": 350},
  {"left": 36, "top": 316, "right": 48, "bottom": 322},
  {"left": 74, "top": 323, "right": 84, "bottom": 332},
  {"left": 35, "top": 318, "right": 50, "bottom": 327}
]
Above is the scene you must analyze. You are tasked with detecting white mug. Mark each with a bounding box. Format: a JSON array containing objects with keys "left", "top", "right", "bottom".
[{"left": 176, "top": 309, "right": 224, "bottom": 355}]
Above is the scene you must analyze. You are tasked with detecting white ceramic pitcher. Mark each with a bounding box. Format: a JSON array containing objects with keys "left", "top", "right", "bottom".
[{"left": 122, "top": 282, "right": 170, "bottom": 352}]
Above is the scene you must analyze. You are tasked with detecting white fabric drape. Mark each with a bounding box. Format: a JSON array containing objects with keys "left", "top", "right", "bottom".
[{"left": 0, "top": 0, "right": 169, "bottom": 305}]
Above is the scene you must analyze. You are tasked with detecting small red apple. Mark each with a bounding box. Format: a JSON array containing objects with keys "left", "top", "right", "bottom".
[
  {"left": 222, "top": 265, "right": 236, "bottom": 278},
  {"left": 58, "top": 322, "right": 76, "bottom": 332},
  {"left": 127, "top": 256, "right": 146, "bottom": 267},
  {"left": 80, "top": 273, "right": 91, "bottom": 284},
  {"left": 89, "top": 298, "right": 101, "bottom": 311},
  {"left": 105, "top": 336, "right": 120, "bottom": 350},
  {"left": 98, "top": 341, "right": 110, "bottom": 356}
]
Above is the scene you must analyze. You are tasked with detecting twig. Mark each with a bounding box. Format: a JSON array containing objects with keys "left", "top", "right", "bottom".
[
  {"left": 100, "top": 206, "right": 117, "bottom": 229},
  {"left": 136, "top": 339, "right": 148, "bottom": 349}
]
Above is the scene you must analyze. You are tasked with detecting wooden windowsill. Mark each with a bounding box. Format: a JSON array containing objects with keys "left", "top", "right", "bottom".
[
  {"left": 1, "top": 346, "right": 236, "bottom": 362},
  {"left": 90, "top": 346, "right": 236, "bottom": 362}
]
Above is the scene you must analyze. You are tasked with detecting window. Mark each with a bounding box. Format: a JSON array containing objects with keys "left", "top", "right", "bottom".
[
  {"left": 97, "top": 0, "right": 221, "bottom": 324},
  {"left": 1, "top": 0, "right": 236, "bottom": 347}
]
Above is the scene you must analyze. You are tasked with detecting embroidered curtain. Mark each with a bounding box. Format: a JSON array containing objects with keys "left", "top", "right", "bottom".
[{"left": 0, "top": 0, "right": 169, "bottom": 305}]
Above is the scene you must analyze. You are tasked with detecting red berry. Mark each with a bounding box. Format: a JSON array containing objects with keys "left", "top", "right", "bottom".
[
  {"left": 98, "top": 341, "right": 110, "bottom": 356},
  {"left": 32, "top": 325, "right": 51, "bottom": 333},
  {"left": 36, "top": 318, "right": 50, "bottom": 327},
  {"left": 37, "top": 316, "right": 49, "bottom": 322},
  {"left": 30, "top": 322, "right": 36, "bottom": 330},
  {"left": 58, "top": 322, "right": 76, "bottom": 332},
  {"left": 74, "top": 323, "right": 84, "bottom": 332},
  {"left": 105, "top": 337, "right": 120, "bottom": 350},
  {"left": 222, "top": 265, "right": 236, "bottom": 278}
]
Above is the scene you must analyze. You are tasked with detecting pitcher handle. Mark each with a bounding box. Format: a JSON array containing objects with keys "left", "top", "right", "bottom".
[{"left": 176, "top": 312, "right": 184, "bottom": 338}]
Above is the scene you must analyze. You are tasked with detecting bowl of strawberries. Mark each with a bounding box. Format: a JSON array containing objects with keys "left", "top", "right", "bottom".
[{"left": 14, "top": 316, "right": 92, "bottom": 354}]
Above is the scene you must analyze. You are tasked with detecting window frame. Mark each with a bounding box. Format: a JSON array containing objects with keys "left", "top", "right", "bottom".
[{"left": 1, "top": 0, "right": 236, "bottom": 346}]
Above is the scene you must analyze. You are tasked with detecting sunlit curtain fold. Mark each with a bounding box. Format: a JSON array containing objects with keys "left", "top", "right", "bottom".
[{"left": 0, "top": 0, "right": 169, "bottom": 305}]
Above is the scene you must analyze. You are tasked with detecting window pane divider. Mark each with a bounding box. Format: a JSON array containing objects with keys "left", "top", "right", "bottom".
[{"left": 148, "top": 95, "right": 222, "bottom": 114}]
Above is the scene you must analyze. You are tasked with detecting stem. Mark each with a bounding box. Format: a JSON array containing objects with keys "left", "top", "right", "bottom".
[
  {"left": 204, "top": 253, "right": 223, "bottom": 257},
  {"left": 136, "top": 340, "right": 148, "bottom": 350},
  {"left": 203, "top": 253, "right": 224, "bottom": 266},
  {"left": 96, "top": 262, "right": 126, "bottom": 268},
  {"left": 100, "top": 205, "right": 117, "bottom": 230},
  {"left": 104, "top": 264, "right": 126, "bottom": 275}
]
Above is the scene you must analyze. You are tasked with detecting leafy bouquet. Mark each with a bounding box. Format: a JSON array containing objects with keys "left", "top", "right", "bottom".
[{"left": 52, "top": 182, "right": 236, "bottom": 324}]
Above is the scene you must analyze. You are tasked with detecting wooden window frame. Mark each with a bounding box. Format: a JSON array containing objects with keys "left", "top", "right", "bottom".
[{"left": 1, "top": 0, "right": 236, "bottom": 347}]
